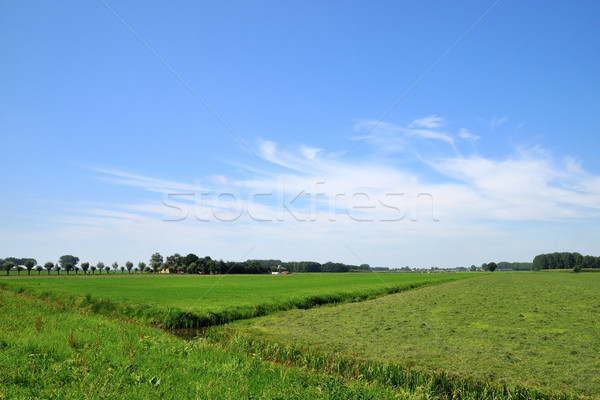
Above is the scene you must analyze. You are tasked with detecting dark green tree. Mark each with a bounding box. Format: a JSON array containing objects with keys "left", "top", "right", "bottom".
[
  {"left": 36, "top": 265, "right": 43, "bottom": 275},
  {"left": 150, "top": 253, "right": 163, "bottom": 266},
  {"left": 126, "top": 261, "right": 133, "bottom": 274},
  {"left": 487, "top": 262, "right": 498, "bottom": 272},
  {"left": 91, "top": 265, "right": 97, "bottom": 275},
  {"left": 97, "top": 262, "right": 105, "bottom": 275},
  {"left": 151, "top": 261, "right": 160, "bottom": 273},
  {"left": 64, "top": 263, "right": 73, "bottom": 275},
  {"left": 81, "top": 262, "right": 90, "bottom": 275},
  {"left": 3, "top": 261, "right": 14, "bottom": 276},
  {"left": 59, "top": 255, "right": 79, "bottom": 270},
  {"left": 44, "top": 262, "right": 53, "bottom": 275},
  {"left": 137, "top": 262, "right": 146, "bottom": 274},
  {"left": 24, "top": 260, "right": 35, "bottom": 275}
]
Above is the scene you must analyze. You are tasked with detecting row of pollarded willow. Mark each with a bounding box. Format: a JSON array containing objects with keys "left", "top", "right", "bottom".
[{"left": 1, "top": 260, "right": 144, "bottom": 276}]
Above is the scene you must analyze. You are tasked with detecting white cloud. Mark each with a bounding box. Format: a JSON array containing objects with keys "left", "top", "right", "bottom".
[
  {"left": 458, "top": 128, "right": 480, "bottom": 141},
  {"left": 355, "top": 119, "right": 454, "bottom": 147},
  {"left": 300, "top": 145, "right": 321, "bottom": 160},
  {"left": 409, "top": 115, "right": 445, "bottom": 129},
  {"left": 259, "top": 140, "right": 278, "bottom": 162},
  {"left": 14, "top": 117, "right": 600, "bottom": 269}
]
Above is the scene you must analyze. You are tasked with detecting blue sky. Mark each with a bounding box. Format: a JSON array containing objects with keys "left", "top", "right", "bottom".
[{"left": 1, "top": 1, "right": 599, "bottom": 268}]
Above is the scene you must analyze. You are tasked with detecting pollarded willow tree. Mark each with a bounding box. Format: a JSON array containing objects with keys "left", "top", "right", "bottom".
[
  {"left": 25, "top": 260, "right": 34, "bottom": 275},
  {"left": 44, "top": 262, "right": 53, "bottom": 275},
  {"left": 3, "top": 261, "right": 14, "bottom": 276}
]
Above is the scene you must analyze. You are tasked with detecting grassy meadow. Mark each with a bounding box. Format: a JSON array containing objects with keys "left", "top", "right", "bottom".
[
  {"left": 2, "top": 271, "right": 596, "bottom": 398},
  {"left": 0, "top": 288, "right": 417, "bottom": 399},
  {"left": 0, "top": 272, "right": 473, "bottom": 328},
  {"left": 245, "top": 272, "right": 600, "bottom": 398}
]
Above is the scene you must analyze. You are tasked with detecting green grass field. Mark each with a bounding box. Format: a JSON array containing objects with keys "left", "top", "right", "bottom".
[
  {"left": 0, "top": 288, "right": 416, "bottom": 399},
  {"left": 2, "top": 271, "right": 595, "bottom": 398},
  {"left": 0, "top": 273, "right": 473, "bottom": 327},
  {"left": 245, "top": 273, "right": 600, "bottom": 398}
]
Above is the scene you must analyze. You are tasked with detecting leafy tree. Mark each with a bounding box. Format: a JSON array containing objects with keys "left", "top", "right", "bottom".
[
  {"left": 64, "top": 263, "right": 73, "bottom": 275},
  {"left": 126, "top": 261, "right": 134, "bottom": 274},
  {"left": 166, "top": 253, "right": 182, "bottom": 270},
  {"left": 150, "top": 253, "right": 163, "bottom": 266},
  {"left": 91, "top": 265, "right": 97, "bottom": 275},
  {"left": 105, "top": 264, "right": 111, "bottom": 274},
  {"left": 81, "top": 262, "right": 90, "bottom": 275},
  {"left": 487, "top": 262, "right": 498, "bottom": 272},
  {"left": 44, "top": 262, "right": 53, "bottom": 275},
  {"left": 138, "top": 262, "right": 146, "bottom": 274},
  {"left": 144, "top": 266, "right": 152, "bottom": 274},
  {"left": 75, "top": 266, "right": 80, "bottom": 275},
  {"left": 59, "top": 255, "right": 79, "bottom": 270},
  {"left": 182, "top": 253, "right": 199, "bottom": 268},
  {"left": 35, "top": 265, "right": 43, "bottom": 275},
  {"left": 16, "top": 266, "right": 24, "bottom": 275},
  {"left": 151, "top": 261, "right": 160, "bottom": 273},
  {"left": 120, "top": 266, "right": 125, "bottom": 273},
  {"left": 3, "top": 261, "right": 14, "bottom": 276},
  {"left": 97, "top": 262, "right": 105, "bottom": 275},
  {"left": 186, "top": 262, "right": 198, "bottom": 274},
  {"left": 112, "top": 262, "right": 119, "bottom": 273},
  {"left": 55, "top": 265, "right": 61, "bottom": 275},
  {"left": 25, "top": 260, "right": 35, "bottom": 275}
]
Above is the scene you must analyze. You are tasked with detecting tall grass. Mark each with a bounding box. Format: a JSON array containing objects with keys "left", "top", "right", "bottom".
[{"left": 0, "top": 288, "right": 411, "bottom": 399}]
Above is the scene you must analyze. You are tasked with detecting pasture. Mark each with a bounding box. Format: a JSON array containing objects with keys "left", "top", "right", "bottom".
[
  {"left": 0, "top": 288, "right": 411, "bottom": 399},
  {"left": 246, "top": 272, "right": 600, "bottom": 398},
  {"left": 0, "top": 272, "right": 473, "bottom": 327},
  {"left": 2, "top": 271, "right": 596, "bottom": 398}
]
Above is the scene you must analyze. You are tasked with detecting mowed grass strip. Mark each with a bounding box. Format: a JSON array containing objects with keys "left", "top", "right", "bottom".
[
  {"left": 0, "top": 273, "right": 474, "bottom": 328},
  {"left": 247, "top": 273, "right": 600, "bottom": 398},
  {"left": 0, "top": 288, "right": 423, "bottom": 399}
]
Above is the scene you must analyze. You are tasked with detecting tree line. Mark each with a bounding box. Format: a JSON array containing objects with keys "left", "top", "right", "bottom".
[
  {"left": 0, "top": 253, "right": 371, "bottom": 276},
  {"left": 532, "top": 252, "right": 600, "bottom": 271}
]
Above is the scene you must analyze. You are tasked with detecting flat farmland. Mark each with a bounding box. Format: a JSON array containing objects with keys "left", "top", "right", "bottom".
[
  {"left": 0, "top": 273, "right": 474, "bottom": 327},
  {"left": 0, "top": 288, "right": 412, "bottom": 399},
  {"left": 247, "top": 272, "right": 600, "bottom": 398}
]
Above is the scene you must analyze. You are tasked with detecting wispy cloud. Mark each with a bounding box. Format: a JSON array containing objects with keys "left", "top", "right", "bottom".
[
  {"left": 19, "top": 116, "right": 600, "bottom": 268},
  {"left": 490, "top": 115, "right": 508, "bottom": 129},
  {"left": 409, "top": 115, "right": 445, "bottom": 129},
  {"left": 355, "top": 119, "right": 455, "bottom": 147},
  {"left": 458, "top": 128, "right": 480, "bottom": 141}
]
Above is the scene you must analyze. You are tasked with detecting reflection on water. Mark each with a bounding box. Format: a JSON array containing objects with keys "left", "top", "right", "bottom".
[{"left": 170, "top": 327, "right": 208, "bottom": 340}]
